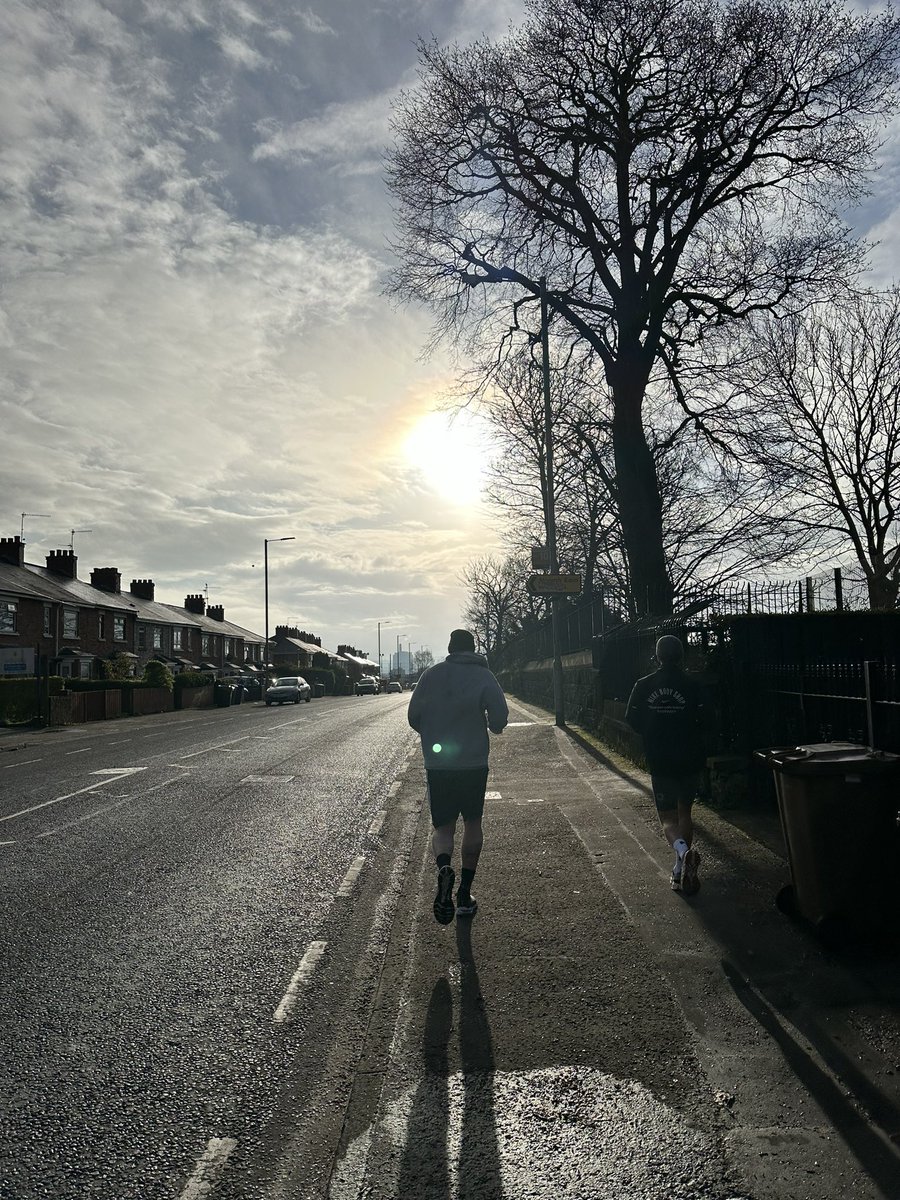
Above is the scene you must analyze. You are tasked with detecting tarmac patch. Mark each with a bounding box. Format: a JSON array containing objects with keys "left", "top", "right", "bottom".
[{"left": 336, "top": 1064, "right": 729, "bottom": 1199}]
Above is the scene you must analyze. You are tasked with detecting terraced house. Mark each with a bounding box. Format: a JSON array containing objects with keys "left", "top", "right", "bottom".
[{"left": 0, "top": 537, "right": 264, "bottom": 679}]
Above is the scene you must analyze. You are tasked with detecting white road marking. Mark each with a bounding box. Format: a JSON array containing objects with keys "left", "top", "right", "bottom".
[
  {"left": 178, "top": 738, "right": 251, "bottom": 759},
  {"left": 3, "top": 759, "right": 42, "bottom": 769},
  {"left": 66, "top": 747, "right": 92, "bottom": 755},
  {"left": 388, "top": 781, "right": 401, "bottom": 796},
  {"left": 337, "top": 855, "right": 367, "bottom": 898},
  {"left": 108, "top": 739, "right": 132, "bottom": 744},
  {"left": 273, "top": 940, "right": 328, "bottom": 1023},
  {"left": 485, "top": 791, "right": 502, "bottom": 799},
  {"left": 178, "top": 1137, "right": 238, "bottom": 1200},
  {"left": 368, "top": 811, "right": 386, "bottom": 837},
  {"left": 38, "top": 796, "right": 133, "bottom": 837},
  {"left": 507, "top": 720, "right": 535, "bottom": 726},
  {"left": 0, "top": 777, "right": 119, "bottom": 823},
  {"left": 0, "top": 840, "right": 17, "bottom": 846},
  {"left": 241, "top": 775, "right": 295, "bottom": 783},
  {"left": 92, "top": 767, "right": 148, "bottom": 777}
]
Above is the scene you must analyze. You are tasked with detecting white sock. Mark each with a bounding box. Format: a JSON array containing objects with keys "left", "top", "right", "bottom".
[{"left": 673, "top": 838, "right": 689, "bottom": 861}]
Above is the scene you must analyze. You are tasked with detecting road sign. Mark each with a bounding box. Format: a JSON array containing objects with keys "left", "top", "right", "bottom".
[
  {"left": 531, "top": 544, "right": 551, "bottom": 569},
  {"left": 527, "top": 574, "right": 583, "bottom": 596}
]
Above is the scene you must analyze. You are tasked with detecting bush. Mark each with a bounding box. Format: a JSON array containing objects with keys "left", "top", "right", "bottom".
[
  {"left": 143, "top": 659, "right": 174, "bottom": 690},
  {"left": 0, "top": 676, "right": 63, "bottom": 726},
  {"left": 103, "top": 652, "right": 135, "bottom": 681},
  {"left": 174, "top": 671, "right": 216, "bottom": 690}
]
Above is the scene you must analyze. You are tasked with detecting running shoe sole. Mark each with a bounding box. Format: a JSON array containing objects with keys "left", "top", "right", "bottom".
[
  {"left": 681, "top": 847, "right": 701, "bottom": 895},
  {"left": 670, "top": 870, "right": 682, "bottom": 892},
  {"left": 433, "top": 867, "right": 456, "bottom": 924}
]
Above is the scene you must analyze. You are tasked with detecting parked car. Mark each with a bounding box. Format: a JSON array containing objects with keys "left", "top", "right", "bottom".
[
  {"left": 265, "top": 676, "right": 312, "bottom": 705},
  {"left": 386, "top": 680, "right": 403, "bottom": 694},
  {"left": 355, "top": 675, "right": 379, "bottom": 695}
]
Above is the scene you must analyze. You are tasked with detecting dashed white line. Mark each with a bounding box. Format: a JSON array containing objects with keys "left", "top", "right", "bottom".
[
  {"left": 66, "top": 747, "right": 92, "bottom": 755},
  {"left": 3, "top": 759, "right": 41, "bottom": 769},
  {"left": 273, "top": 940, "right": 328, "bottom": 1023},
  {"left": 388, "top": 781, "right": 401, "bottom": 796},
  {"left": 0, "top": 777, "right": 119, "bottom": 823},
  {"left": 367, "top": 811, "right": 386, "bottom": 837},
  {"left": 178, "top": 1137, "right": 238, "bottom": 1200},
  {"left": 337, "top": 855, "right": 367, "bottom": 898}
]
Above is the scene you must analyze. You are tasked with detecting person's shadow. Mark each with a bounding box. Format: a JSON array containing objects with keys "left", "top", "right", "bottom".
[{"left": 397, "top": 923, "right": 503, "bottom": 1198}]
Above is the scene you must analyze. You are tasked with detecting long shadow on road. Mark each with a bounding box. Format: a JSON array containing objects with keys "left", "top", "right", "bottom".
[{"left": 397, "top": 922, "right": 503, "bottom": 1200}]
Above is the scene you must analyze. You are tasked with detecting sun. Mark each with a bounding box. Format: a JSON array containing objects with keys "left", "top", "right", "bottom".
[{"left": 403, "top": 409, "right": 492, "bottom": 505}]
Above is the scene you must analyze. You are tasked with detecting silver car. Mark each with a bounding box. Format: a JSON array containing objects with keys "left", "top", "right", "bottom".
[{"left": 265, "top": 676, "right": 312, "bottom": 705}]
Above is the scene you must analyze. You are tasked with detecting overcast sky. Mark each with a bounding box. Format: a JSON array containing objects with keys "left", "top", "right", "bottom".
[
  {"left": 0, "top": 0, "right": 526, "bottom": 667},
  {"left": 3, "top": 1, "right": 899, "bottom": 668}
]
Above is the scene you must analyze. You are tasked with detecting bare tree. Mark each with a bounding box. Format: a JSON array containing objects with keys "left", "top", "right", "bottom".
[
  {"left": 741, "top": 289, "right": 900, "bottom": 609},
  {"left": 459, "top": 553, "right": 537, "bottom": 654},
  {"left": 387, "top": 0, "right": 900, "bottom": 615}
]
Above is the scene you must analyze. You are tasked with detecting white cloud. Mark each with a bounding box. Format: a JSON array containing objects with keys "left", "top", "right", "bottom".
[
  {"left": 252, "top": 94, "right": 393, "bottom": 171},
  {"left": 297, "top": 7, "right": 336, "bottom": 36}
]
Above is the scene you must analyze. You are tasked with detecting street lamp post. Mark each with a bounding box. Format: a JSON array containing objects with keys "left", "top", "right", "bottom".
[
  {"left": 264, "top": 536, "right": 295, "bottom": 687},
  {"left": 377, "top": 620, "right": 390, "bottom": 683}
]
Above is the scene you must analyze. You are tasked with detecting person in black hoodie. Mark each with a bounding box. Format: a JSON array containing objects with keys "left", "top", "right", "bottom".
[
  {"left": 408, "top": 628, "right": 509, "bottom": 923},
  {"left": 625, "top": 635, "right": 707, "bottom": 895}
]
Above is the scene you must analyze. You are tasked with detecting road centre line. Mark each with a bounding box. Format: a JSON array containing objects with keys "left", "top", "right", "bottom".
[
  {"left": 337, "top": 856, "right": 367, "bottom": 898},
  {"left": 66, "top": 747, "right": 93, "bottom": 755},
  {"left": 273, "top": 940, "right": 328, "bottom": 1023},
  {"left": 0, "top": 777, "right": 119, "bottom": 823},
  {"left": 178, "top": 1137, "right": 238, "bottom": 1200},
  {"left": 3, "top": 759, "right": 42, "bottom": 769},
  {"left": 38, "top": 796, "right": 135, "bottom": 838},
  {"left": 178, "top": 737, "right": 252, "bottom": 759}
]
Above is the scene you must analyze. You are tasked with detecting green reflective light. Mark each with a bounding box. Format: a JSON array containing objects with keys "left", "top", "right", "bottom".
[{"left": 432, "top": 743, "right": 442, "bottom": 754}]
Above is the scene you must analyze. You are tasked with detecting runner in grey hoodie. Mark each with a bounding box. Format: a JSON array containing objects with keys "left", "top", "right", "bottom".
[{"left": 408, "top": 628, "right": 509, "bottom": 923}]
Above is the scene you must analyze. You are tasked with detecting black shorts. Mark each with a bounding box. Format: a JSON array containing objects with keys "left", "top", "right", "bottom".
[
  {"left": 650, "top": 772, "right": 700, "bottom": 814},
  {"left": 427, "top": 767, "right": 489, "bottom": 827}
]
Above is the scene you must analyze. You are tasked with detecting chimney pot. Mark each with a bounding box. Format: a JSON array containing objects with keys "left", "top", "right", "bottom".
[
  {"left": 130, "top": 579, "right": 156, "bottom": 601},
  {"left": 47, "top": 549, "right": 77, "bottom": 579}
]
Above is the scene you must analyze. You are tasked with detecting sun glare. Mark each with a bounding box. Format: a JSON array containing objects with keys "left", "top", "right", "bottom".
[{"left": 403, "top": 410, "right": 490, "bottom": 505}]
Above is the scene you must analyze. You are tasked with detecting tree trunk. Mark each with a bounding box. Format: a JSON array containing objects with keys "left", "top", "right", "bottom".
[
  {"left": 610, "top": 365, "right": 672, "bottom": 616},
  {"left": 866, "top": 572, "right": 899, "bottom": 610}
]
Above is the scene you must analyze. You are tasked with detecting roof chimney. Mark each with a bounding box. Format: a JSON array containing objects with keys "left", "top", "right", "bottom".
[
  {"left": 184, "top": 594, "right": 205, "bottom": 615},
  {"left": 275, "top": 625, "right": 299, "bottom": 639},
  {"left": 91, "top": 567, "right": 122, "bottom": 594},
  {"left": 47, "top": 549, "right": 77, "bottom": 579},
  {"left": 130, "top": 579, "right": 155, "bottom": 601},
  {"left": 207, "top": 604, "right": 225, "bottom": 622},
  {"left": 0, "top": 537, "right": 25, "bottom": 567}
]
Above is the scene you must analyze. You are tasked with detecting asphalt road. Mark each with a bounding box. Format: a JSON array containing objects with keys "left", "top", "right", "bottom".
[{"left": 0, "top": 695, "right": 419, "bottom": 1200}]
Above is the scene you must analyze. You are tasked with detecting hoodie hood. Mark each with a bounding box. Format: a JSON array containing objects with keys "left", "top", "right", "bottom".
[{"left": 446, "top": 651, "right": 489, "bottom": 668}]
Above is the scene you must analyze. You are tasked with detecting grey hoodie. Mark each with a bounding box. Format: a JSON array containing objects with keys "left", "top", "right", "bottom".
[{"left": 407, "top": 651, "right": 509, "bottom": 770}]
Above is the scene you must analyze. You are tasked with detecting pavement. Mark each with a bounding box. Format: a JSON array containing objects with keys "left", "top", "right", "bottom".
[{"left": 326, "top": 695, "right": 900, "bottom": 1200}]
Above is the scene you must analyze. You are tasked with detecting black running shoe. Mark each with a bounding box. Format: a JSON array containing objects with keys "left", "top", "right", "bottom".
[
  {"left": 433, "top": 865, "right": 456, "bottom": 924},
  {"left": 681, "top": 847, "right": 701, "bottom": 895},
  {"left": 455, "top": 892, "right": 478, "bottom": 918}
]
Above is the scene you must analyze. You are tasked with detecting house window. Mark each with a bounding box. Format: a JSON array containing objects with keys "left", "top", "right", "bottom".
[
  {"left": 152, "top": 626, "right": 162, "bottom": 650},
  {"left": 98, "top": 613, "right": 106, "bottom": 640},
  {"left": 201, "top": 634, "right": 210, "bottom": 656},
  {"left": 173, "top": 628, "right": 183, "bottom": 651},
  {"left": 44, "top": 605, "right": 52, "bottom": 636},
  {"left": 63, "top": 608, "right": 78, "bottom": 639},
  {"left": 224, "top": 637, "right": 232, "bottom": 657},
  {"left": 114, "top": 616, "right": 125, "bottom": 642},
  {"left": 137, "top": 625, "right": 146, "bottom": 650},
  {"left": 0, "top": 601, "right": 16, "bottom": 634}
]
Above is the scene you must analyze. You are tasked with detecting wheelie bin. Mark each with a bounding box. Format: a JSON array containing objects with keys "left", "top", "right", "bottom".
[
  {"left": 314, "top": 682, "right": 326, "bottom": 698},
  {"left": 756, "top": 743, "right": 900, "bottom": 943}
]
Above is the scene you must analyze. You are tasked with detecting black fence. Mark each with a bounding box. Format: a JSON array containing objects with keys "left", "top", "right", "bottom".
[{"left": 494, "top": 583, "right": 900, "bottom": 757}]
